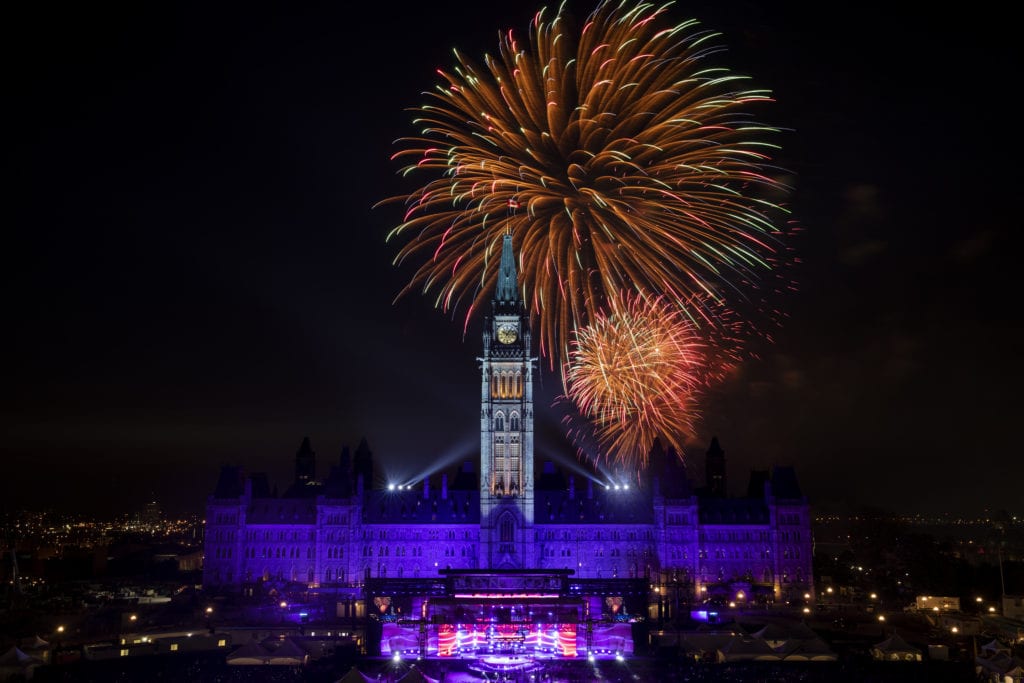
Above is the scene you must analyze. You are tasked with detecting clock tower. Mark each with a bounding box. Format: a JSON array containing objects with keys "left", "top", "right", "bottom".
[{"left": 479, "top": 233, "right": 536, "bottom": 568}]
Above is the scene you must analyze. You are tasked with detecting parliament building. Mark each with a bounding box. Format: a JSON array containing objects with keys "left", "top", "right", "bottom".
[{"left": 203, "top": 235, "right": 813, "bottom": 659}]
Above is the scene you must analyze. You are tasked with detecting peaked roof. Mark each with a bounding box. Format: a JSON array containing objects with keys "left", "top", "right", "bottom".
[
  {"left": 981, "top": 638, "right": 1010, "bottom": 653},
  {"left": 754, "top": 621, "right": 818, "bottom": 642},
  {"left": 22, "top": 635, "right": 50, "bottom": 649},
  {"left": 0, "top": 646, "right": 42, "bottom": 666},
  {"left": 752, "top": 623, "right": 791, "bottom": 641},
  {"left": 335, "top": 667, "right": 376, "bottom": 683},
  {"left": 494, "top": 233, "right": 519, "bottom": 307},
  {"left": 268, "top": 638, "right": 308, "bottom": 659},
  {"left": 226, "top": 640, "right": 272, "bottom": 663},
  {"left": 873, "top": 631, "right": 920, "bottom": 653},
  {"left": 779, "top": 636, "right": 837, "bottom": 659},
  {"left": 976, "top": 652, "right": 1024, "bottom": 676},
  {"left": 397, "top": 665, "right": 439, "bottom": 683},
  {"left": 770, "top": 466, "right": 804, "bottom": 499}
]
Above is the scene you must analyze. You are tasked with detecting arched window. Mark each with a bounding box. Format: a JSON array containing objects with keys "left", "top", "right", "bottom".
[
  {"left": 494, "top": 413, "right": 505, "bottom": 432},
  {"left": 510, "top": 412, "right": 520, "bottom": 431},
  {"left": 514, "top": 371, "right": 522, "bottom": 397},
  {"left": 500, "top": 515, "right": 514, "bottom": 543}
]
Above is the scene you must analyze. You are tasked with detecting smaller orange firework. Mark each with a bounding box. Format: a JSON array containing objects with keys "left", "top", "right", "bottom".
[{"left": 564, "top": 291, "right": 735, "bottom": 470}]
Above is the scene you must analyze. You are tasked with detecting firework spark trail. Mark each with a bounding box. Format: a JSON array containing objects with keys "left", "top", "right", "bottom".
[
  {"left": 563, "top": 290, "right": 740, "bottom": 470},
  {"left": 380, "top": 0, "right": 791, "bottom": 372}
]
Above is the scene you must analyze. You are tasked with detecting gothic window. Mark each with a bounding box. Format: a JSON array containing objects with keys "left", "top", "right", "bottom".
[
  {"left": 500, "top": 516, "right": 514, "bottom": 543},
  {"left": 510, "top": 412, "right": 520, "bottom": 431},
  {"left": 514, "top": 371, "right": 522, "bottom": 398},
  {"left": 494, "top": 412, "right": 505, "bottom": 432}
]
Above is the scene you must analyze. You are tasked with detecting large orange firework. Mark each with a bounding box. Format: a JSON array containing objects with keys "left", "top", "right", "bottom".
[
  {"left": 382, "top": 0, "right": 790, "bottom": 370},
  {"left": 563, "top": 291, "right": 738, "bottom": 470}
]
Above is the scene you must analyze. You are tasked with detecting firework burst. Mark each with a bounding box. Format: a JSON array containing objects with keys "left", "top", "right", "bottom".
[
  {"left": 381, "top": 0, "right": 790, "bottom": 371},
  {"left": 562, "top": 291, "right": 740, "bottom": 470}
]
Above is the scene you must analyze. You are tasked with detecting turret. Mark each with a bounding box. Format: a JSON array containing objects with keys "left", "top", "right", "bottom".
[
  {"left": 706, "top": 436, "right": 727, "bottom": 498},
  {"left": 295, "top": 437, "right": 316, "bottom": 486}
]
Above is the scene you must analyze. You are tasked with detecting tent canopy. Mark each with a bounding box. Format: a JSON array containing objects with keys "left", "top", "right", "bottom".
[
  {"left": 871, "top": 631, "right": 922, "bottom": 661},
  {"left": 226, "top": 640, "right": 272, "bottom": 665},
  {"left": 334, "top": 666, "right": 376, "bottom": 683},
  {"left": 0, "top": 647, "right": 42, "bottom": 666},
  {"left": 397, "top": 665, "right": 440, "bottom": 683}
]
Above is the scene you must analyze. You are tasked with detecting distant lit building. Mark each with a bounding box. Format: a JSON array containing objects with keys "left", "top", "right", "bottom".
[
  {"left": 203, "top": 235, "right": 814, "bottom": 647},
  {"left": 916, "top": 595, "right": 961, "bottom": 612}
]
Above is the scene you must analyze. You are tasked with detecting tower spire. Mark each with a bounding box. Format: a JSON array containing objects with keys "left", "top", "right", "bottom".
[{"left": 495, "top": 232, "right": 519, "bottom": 308}]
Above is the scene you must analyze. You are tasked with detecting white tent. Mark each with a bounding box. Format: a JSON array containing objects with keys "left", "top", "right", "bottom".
[
  {"left": 20, "top": 636, "right": 52, "bottom": 664},
  {"left": 980, "top": 638, "right": 1010, "bottom": 656},
  {"left": 397, "top": 665, "right": 440, "bottom": 683},
  {"left": 870, "top": 632, "right": 922, "bottom": 661},
  {"left": 267, "top": 638, "right": 308, "bottom": 665},
  {"left": 716, "top": 637, "right": 781, "bottom": 662},
  {"left": 226, "top": 640, "right": 272, "bottom": 665},
  {"left": 779, "top": 637, "right": 838, "bottom": 662},
  {"left": 751, "top": 622, "right": 790, "bottom": 648},
  {"left": 334, "top": 666, "right": 377, "bottom": 683},
  {"left": 0, "top": 646, "right": 44, "bottom": 681},
  {"left": 22, "top": 636, "right": 49, "bottom": 651},
  {"left": 976, "top": 651, "right": 1024, "bottom": 678}
]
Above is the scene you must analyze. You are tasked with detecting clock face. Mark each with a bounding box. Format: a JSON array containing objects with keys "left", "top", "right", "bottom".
[{"left": 497, "top": 324, "right": 518, "bottom": 344}]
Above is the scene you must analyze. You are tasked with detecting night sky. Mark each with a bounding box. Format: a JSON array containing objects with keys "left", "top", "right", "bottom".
[{"left": 4, "top": 1, "right": 1020, "bottom": 517}]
